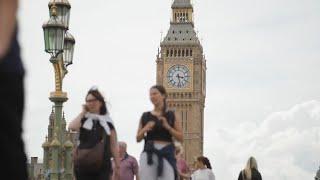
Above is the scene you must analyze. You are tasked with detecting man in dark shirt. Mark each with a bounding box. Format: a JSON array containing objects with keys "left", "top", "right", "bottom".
[{"left": 0, "top": 0, "right": 28, "bottom": 179}]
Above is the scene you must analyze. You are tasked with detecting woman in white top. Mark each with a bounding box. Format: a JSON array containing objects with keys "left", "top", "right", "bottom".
[{"left": 191, "top": 156, "right": 215, "bottom": 180}]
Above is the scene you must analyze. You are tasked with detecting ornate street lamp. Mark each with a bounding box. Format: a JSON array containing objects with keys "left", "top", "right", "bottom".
[
  {"left": 48, "top": 0, "right": 71, "bottom": 29},
  {"left": 63, "top": 31, "right": 75, "bottom": 67},
  {"left": 42, "top": 4, "right": 66, "bottom": 58},
  {"left": 42, "top": 1, "right": 75, "bottom": 179}
]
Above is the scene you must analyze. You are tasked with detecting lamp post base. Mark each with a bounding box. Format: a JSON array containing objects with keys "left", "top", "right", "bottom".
[{"left": 49, "top": 91, "right": 68, "bottom": 102}]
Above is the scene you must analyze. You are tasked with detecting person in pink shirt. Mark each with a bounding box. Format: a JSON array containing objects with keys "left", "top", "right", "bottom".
[
  {"left": 175, "top": 144, "right": 191, "bottom": 180},
  {"left": 113, "top": 141, "right": 140, "bottom": 180}
]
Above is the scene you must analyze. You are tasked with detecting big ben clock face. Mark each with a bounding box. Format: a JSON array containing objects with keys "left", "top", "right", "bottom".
[{"left": 167, "top": 64, "right": 190, "bottom": 88}]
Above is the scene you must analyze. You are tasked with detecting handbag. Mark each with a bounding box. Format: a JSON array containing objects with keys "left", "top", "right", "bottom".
[{"left": 73, "top": 131, "right": 106, "bottom": 173}]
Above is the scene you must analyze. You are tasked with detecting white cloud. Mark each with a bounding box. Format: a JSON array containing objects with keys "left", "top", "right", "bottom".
[{"left": 206, "top": 100, "right": 320, "bottom": 180}]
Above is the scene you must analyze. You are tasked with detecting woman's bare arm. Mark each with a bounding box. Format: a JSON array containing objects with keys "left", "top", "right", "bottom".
[
  {"left": 68, "top": 105, "right": 87, "bottom": 132},
  {"left": 159, "top": 111, "right": 183, "bottom": 142},
  {"left": 68, "top": 111, "right": 86, "bottom": 132},
  {"left": 110, "top": 129, "right": 120, "bottom": 179},
  {"left": 136, "top": 120, "right": 145, "bottom": 142},
  {"left": 169, "top": 112, "right": 183, "bottom": 142},
  {"left": 136, "top": 119, "right": 154, "bottom": 142}
]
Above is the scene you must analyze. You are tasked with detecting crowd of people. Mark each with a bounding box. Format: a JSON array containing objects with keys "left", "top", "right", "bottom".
[{"left": 68, "top": 85, "right": 263, "bottom": 180}]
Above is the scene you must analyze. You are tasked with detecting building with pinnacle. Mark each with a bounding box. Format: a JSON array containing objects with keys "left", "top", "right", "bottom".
[
  {"left": 39, "top": 107, "right": 78, "bottom": 179},
  {"left": 28, "top": 108, "right": 78, "bottom": 180},
  {"left": 156, "top": 0, "right": 206, "bottom": 164}
]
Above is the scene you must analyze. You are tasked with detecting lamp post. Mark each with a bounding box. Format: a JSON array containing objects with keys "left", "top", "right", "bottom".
[{"left": 42, "top": 0, "right": 75, "bottom": 179}]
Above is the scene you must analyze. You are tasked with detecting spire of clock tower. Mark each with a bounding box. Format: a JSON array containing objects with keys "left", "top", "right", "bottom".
[
  {"left": 172, "top": 0, "right": 193, "bottom": 24},
  {"left": 161, "top": 0, "right": 200, "bottom": 48}
]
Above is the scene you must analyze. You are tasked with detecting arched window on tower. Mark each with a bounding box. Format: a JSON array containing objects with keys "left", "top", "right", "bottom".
[
  {"left": 178, "top": 49, "right": 181, "bottom": 56},
  {"left": 186, "top": 49, "right": 189, "bottom": 56},
  {"left": 190, "top": 49, "right": 193, "bottom": 56},
  {"left": 170, "top": 49, "right": 173, "bottom": 57},
  {"left": 181, "top": 110, "right": 184, "bottom": 129},
  {"left": 174, "top": 49, "right": 177, "bottom": 57},
  {"left": 182, "top": 50, "right": 185, "bottom": 56}
]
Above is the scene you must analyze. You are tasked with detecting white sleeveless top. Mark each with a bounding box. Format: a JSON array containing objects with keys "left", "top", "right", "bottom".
[{"left": 191, "top": 168, "right": 215, "bottom": 180}]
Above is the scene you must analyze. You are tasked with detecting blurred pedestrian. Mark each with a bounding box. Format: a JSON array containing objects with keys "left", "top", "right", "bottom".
[
  {"left": 0, "top": 0, "right": 28, "bottom": 179},
  {"left": 238, "top": 157, "right": 262, "bottom": 180}
]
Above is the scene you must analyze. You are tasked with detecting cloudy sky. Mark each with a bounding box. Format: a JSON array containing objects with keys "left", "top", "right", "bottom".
[{"left": 18, "top": 0, "right": 320, "bottom": 179}]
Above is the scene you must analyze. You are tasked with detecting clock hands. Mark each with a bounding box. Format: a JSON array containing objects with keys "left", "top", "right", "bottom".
[
  {"left": 176, "top": 74, "right": 181, "bottom": 84},
  {"left": 176, "top": 73, "right": 184, "bottom": 79},
  {"left": 176, "top": 73, "right": 185, "bottom": 88}
]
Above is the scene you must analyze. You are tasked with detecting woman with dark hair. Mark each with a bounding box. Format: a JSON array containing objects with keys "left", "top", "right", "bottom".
[
  {"left": 69, "top": 87, "right": 120, "bottom": 180},
  {"left": 238, "top": 157, "right": 262, "bottom": 180},
  {"left": 191, "top": 156, "right": 215, "bottom": 180},
  {"left": 136, "top": 85, "right": 183, "bottom": 180}
]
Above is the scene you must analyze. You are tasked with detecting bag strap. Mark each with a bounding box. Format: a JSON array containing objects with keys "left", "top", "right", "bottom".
[{"left": 101, "top": 127, "right": 107, "bottom": 145}]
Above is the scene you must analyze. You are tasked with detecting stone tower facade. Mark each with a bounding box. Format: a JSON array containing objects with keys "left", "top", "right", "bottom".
[{"left": 156, "top": 0, "right": 206, "bottom": 164}]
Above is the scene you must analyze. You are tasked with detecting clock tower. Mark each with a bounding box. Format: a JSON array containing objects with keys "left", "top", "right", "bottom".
[{"left": 156, "top": 0, "right": 206, "bottom": 164}]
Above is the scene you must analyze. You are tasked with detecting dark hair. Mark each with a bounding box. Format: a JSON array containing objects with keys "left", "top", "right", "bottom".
[
  {"left": 86, "top": 89, "right": 108, "bottom": 115},
  {"left": 197, "top": 156, "right": 212, "bottom": 169},
  {"left": 150, "top": 85, "right": 167, "bottom": 116}
]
